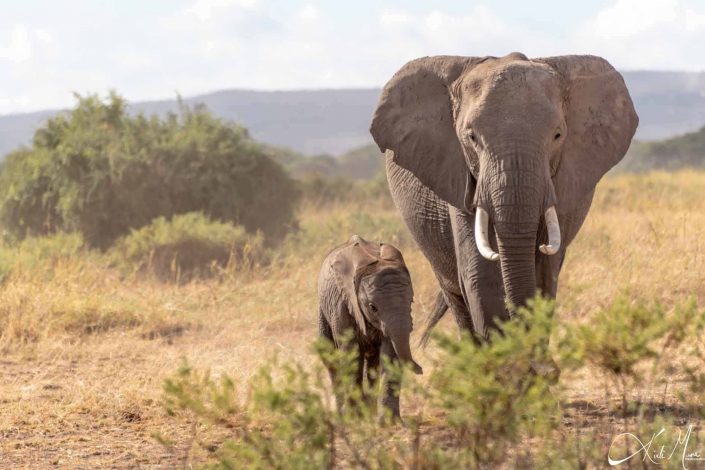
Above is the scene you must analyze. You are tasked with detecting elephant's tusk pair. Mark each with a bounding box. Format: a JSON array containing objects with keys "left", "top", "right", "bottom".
[
  {"left": 475, "top": 206, "right": 561, "bottom": 261},
  {"left": 539, "top": 206, "right": 561, "bottom": 256},
  {"left": 474, "top": 207, "right": 499, "bottom": 261}
]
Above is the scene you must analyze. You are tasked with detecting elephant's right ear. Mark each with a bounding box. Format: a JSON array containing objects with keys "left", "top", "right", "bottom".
[
  {"left": 331, "top": 243, "right": 378, "bottom": 335},
  {"left": 370, "top": 56, "right": 481, "bottom": 210}
]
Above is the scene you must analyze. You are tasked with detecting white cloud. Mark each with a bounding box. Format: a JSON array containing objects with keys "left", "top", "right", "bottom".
[
  {"left": 683, "top": 6, "right": 705, "bottom": 32},
  {"left": 378, "top": 8, "right": 412, "bottom": 27},
  {"left": 572, "top": 0, "right": 705, "bottom": 69},
  {"left": 589, "top": 0, "right": 678, "bottom": 37},
  {"left": 372, "top": 6, "right": 551, "bottom": 62},
  {"left": 3, "top": 0, "right": 705, "bottom": 115},
  {"left": 185, "top": 0, "right": 259, "bottom": 22},
  {"left": 0, "top": 24, "right": 32, "bottom": 63},
  {"left": 297, "top": 3, "right": 320, "bottom": 22}
]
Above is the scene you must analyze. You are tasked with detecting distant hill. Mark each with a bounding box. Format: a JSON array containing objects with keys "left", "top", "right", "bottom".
[
  {"left": 621, "top": 125, "right": 705, "bottom": 171},
  {"left": 2, "top": 70, "right": 705, "bottom": 161},
  {"left": 621, "top": 71, "right": 705, "bottom": 141},
  {"left": 0, "top": 89, "right": 380, "bottom": 160}
]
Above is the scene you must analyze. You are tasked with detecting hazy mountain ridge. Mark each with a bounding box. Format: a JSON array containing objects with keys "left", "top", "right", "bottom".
[
  {"left": 2, "top": 70, "right": 705, "bottom": 161},
  {"left": 621, "top": 124, "right": 705, "bottom": 171}
]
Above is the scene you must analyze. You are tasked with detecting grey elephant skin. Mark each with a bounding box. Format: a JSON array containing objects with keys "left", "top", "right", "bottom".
[
  {"left": 370, "top": 53, "right": 638, "bottom": 345},
  {"left": 318, "top": 235, "right": 422, "bottom": 419}
]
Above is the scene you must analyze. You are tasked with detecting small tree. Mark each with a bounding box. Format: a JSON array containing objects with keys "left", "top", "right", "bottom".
[{"left": 0, "top": 92, "right": 299, "bottom": 249}]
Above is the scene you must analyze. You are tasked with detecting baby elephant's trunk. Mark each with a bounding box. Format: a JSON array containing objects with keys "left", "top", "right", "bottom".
[{"left": 383, "top": 317, "right": 423, "bottom": 374}]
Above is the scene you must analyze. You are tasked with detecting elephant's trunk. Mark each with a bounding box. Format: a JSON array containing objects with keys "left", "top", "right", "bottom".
[
  {"left": 495, "top": 220, "right": 539, "bottom": 309},
  {"left": 475, "top": 148, "right": 558, "bottom": 310},
  {"left": 382, "top": 317, "right": 423, "bottom": 374}
]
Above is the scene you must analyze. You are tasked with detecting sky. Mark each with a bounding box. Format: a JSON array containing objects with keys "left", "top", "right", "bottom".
[{"left": 2, "top": 0, "right": 705, "bottom": 114}]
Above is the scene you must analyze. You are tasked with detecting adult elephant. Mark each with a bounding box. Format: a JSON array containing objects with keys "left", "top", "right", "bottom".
[{"left": 369, "top": 53, "right": 638, "bottom": 348}]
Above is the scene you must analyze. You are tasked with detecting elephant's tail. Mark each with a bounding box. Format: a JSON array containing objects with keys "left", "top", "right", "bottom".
[{"left": 418, "top": 291, "right": 448, "bottom": 349}]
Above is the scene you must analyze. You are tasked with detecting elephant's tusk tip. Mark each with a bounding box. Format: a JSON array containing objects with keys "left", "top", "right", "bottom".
[
  {"left": 539, "top": 244, "right": 559, "bottom": 255},
  {"left": 479, "top": 251, "right": 500, "bottom": 262}
]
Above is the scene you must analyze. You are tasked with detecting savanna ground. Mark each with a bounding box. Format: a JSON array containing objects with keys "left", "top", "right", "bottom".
[{"left": 1, "top": 171, "right": 705, "bottom": 468}]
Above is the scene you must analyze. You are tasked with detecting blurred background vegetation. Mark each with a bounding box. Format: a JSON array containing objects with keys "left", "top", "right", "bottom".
[{"left": 0, "top": 93, "right": 396, "bottom": 279}]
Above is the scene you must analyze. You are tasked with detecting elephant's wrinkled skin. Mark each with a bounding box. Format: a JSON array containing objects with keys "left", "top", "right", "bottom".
[
  {"left": 318, "top": 235, "right": 422, "bottom": 419},
  {"left": 370, "top": 53, "right": 638, "bottom": 362}
]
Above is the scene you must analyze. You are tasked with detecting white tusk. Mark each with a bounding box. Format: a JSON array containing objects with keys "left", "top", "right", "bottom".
[
  {"left": 539, "top": 206, "right": 561, "bottom": 256},
  {"left": 474, "top": 207, "right": 499, "bottom": 262}
]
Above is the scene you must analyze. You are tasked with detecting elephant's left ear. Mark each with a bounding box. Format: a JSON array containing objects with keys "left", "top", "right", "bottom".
[{"left": 538, "top": 55, "right": 638, "bottom": 212}]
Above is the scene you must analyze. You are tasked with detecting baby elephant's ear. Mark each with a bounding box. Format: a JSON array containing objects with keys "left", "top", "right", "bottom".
[
  {"left": 379, "top": 244, "right": 414, "bottom": 299},
  {"left": 379, "top": 244, "right": 404, "bottom": 263},
  {"left": 331, "top": 244, "right": 378, "bottom": 335}
]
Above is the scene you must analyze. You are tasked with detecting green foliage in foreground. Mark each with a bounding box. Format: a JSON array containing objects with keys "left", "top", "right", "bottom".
[
  {"left": 0, "top": 92, "right": 299, "bottom": 249},
  {"left": 112, "top": 212, "right": 265, "bottom": 281},
  {"left": 160, "top": 296, "right": 705, "bottom": 469}
]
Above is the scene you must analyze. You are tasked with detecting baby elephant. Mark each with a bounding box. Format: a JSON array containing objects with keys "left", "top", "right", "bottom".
[{"left": 318, "top": 235, "right": 422, "bottom": 419}]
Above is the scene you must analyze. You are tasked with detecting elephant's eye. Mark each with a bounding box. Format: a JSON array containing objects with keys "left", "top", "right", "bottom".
[
  {"left": 554, "top": 132, "right": 562, "bottom": 140},
  {"left": 369, "top": 303, "right": 378, "bottom": 313},
  {"left": 466, "top": 129, "right": 476, "bottom": 143}
]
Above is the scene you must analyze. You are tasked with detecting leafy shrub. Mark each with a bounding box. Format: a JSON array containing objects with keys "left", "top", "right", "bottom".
[
  {"left": 560, "top": 296, "right": 703, "bottom": 378},
  {"left": 558, "top": 295, "right": 705, "bottom": 419},
  {"left": 428, "top": 296, "right": 561, "bottom": 467},
  {"left": 112, "top": 212, "right": 264, "bottom": 281},
  {"left": 158, "top": 295, "right": 705, "bottom": 468},
  {"left": 0, "top": 93, "right": 299, "bottom": 249},
  {"left": 159, "top": 296, "right": 565, "bottom": 468}
]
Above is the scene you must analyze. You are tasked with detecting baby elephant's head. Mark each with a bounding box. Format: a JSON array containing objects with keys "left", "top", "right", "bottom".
[{"left": 334, "top": 236, "right": 422, "bottom": 374}]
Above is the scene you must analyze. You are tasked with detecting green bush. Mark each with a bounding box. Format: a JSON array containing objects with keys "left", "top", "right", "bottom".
[
  {"left": 112, "top": 212, "right": 264, "bottom": 281},
  {"left": 428, "top": 296, "right": 560, "bottom": 467},
  {"left": 0, "top": 93, "right": 299, "bottom": 249},
  {"left": 158, "top": 295, "right": 705, "bottom": 468},
  {"left": 159, "top": 297, "right": 566, "bottom": 468}
]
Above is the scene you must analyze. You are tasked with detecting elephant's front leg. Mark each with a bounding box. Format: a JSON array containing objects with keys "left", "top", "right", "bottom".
[
  {"left": 448, "top": 205, "right": 508, "bottom": 340},
  {"left": 535, "top": 249, "right": 564, "bottom": 297},
  {"left": 535, "top": 190, "right": 593, "bottom": 297}
]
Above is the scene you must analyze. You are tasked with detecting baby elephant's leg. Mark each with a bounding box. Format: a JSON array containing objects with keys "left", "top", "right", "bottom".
[
  {"left": 365, "top": 343, "right": 381, "bottom": 407},
  {"left": 319, "top": 309, "right": 345, "bottom": 410},
  {"left": 379, "top": 338, "right": 401, "bottom": 420},
  {"left": 319, "top": 310, "right": 367, "bottom": 411}
]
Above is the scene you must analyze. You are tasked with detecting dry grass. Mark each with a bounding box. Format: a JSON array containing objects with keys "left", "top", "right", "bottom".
[{"left": 1, "top": 171, "right": 704, "bottom": 468}]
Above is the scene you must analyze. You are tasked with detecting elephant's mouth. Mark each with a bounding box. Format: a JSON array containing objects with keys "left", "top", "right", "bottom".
[
  {"left": 474, "top": 205, "right": 561, "bottom": 260},
  {"left": 469, "top": 161, "right": 562, "bottom": 310}
]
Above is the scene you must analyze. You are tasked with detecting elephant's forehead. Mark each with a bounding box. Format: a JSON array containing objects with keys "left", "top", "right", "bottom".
[{"left": 461, "top": 60, "right": 558, "bottom": 96}]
